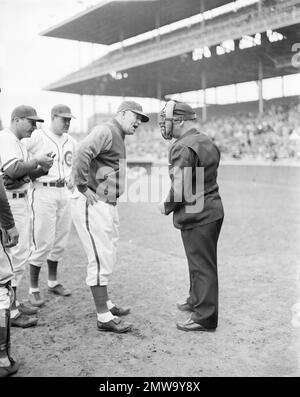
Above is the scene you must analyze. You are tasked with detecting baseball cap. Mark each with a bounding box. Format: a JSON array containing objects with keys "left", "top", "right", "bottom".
[
  {"left": 173, "top": 101, "right": 197, "bottom": 119},
  {"left": 117, "top": 100, "right": 149, "bottom": 122},
  {"left": 51, "top": 104, "right": 76, "bottom": 119},
  {"left": 11, "top": 105, "right": 44, "bottom": 122}
]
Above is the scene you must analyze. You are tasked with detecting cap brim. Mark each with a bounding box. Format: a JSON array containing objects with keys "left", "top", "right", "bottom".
[
  {"left": 27, "top": 116, "right": 44, "bottom": 122},
  {"left": 133, "top": 111, "right": 149, "bottom": 123},
  {"left": 54, "top": 113, "right": 76, "bottom": 119}
]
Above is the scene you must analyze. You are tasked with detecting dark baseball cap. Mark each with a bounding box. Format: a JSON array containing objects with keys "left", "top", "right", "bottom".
[
  {"left": 11, "top": 105, "right": 44, "bottom": 122},
  {"left": 173, "top": 101, "right": 197, "bottom": 119},
  {"left": 51, "top": 104, "right": 76, "bottom": 119},
  {"left": 117, "top": 100, "right": 149, "bottom": 122}
]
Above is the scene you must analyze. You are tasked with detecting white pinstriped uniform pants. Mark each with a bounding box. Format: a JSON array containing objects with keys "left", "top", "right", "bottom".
[
  {"left": 28, "top": 185, "right": 72, "bottom": 267},
  {"left": 71, "top": 195, "right": 119, "bottom": 286},
  {"left": 5, "top": 196, "right": 30, "bottom": 288}
]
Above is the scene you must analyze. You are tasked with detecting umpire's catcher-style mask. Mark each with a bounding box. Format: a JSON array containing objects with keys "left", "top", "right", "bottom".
[{"left": 159, "top": 100, "right": 197, "bottom": 140}]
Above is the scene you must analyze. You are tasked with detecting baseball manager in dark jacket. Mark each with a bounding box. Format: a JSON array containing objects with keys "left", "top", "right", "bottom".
[
  {"left": 159, "top": 100, "right": 224, "bottom": 332},
  {"left": 72, "top": 100, "right": 149, "bottom": 334}
]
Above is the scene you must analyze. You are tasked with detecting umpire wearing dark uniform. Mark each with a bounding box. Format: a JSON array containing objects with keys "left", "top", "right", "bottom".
[{"left": 159, "top": 100, "right": 224, "bottom": 332}]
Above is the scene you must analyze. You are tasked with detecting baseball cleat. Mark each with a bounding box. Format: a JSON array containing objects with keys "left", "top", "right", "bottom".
[
  {"left": 17, "top": 302, "right": 39, "bottom": 315},
  {"left": 29, "top": 292, "right": 45, "bottom": 307},
  {"left": 110, "top": 305, "right": 130, "bottom": 317},
  {"left": 97, "top": 317, "right": 132, "bottom": 333},
  {"left": 11, "top": 313, "right": 38, "bottom": 328},
  {"left": 0, "top": 358, "right": 19, "bottom": 378},
  {"left": 48, "top": 284, "right": 71, "bottom": 296}
]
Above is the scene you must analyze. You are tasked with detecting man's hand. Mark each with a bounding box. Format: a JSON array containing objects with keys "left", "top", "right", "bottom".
[
  {"left": 83, "top": 188, "right": 98, "bottom": 206},
  {"left": 158, "top": 201, "right": 166, "bottom": 215},
  {"left": 3, "top": 226, "right": 19, "bottom": 248},
  {"left": 35, "top": 153, "right": 54, "bottom": 170},
  {"left": 66, "top": 177, "right": 75, "bottom": 192}
]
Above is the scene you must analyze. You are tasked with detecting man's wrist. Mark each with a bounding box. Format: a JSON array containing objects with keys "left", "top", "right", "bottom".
[
  {"left": 31, "top": 158, "right": 39, "bottom": 168},
  {"left": 77, "top": 184, "right": 88, "bottom": 193},
  {"left": 3, "top": 222, "right": 15, "bottom": 231}
]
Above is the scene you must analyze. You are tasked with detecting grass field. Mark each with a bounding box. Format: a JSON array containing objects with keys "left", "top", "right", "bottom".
[{"left": 12, "top": 164, "right": 300, "bottom": 377}]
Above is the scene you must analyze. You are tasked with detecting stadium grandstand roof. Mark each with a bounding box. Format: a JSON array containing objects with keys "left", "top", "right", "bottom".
[
  {"left": 44, "top": 30, "right": 300, "bottom": 98},
  {"left": 41, "top": 0, "right": 232, "bottom": 45},
  {"left": 44, "top": 0, "right": 300, "bottom": 98}
]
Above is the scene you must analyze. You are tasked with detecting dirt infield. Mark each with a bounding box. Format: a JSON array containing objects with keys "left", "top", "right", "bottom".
[{"left": 12, "top": 165, "right": 300, "bottom": 377}]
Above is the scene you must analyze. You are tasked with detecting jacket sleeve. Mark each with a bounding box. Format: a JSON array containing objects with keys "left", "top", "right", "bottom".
[
  {"left": 3, "top": 159, "right": 39, "bottom": 180},
  {"left": 73, "top": 126, "right": 112, "bottom": 193},
  {"left": 0, "top": 176, "right": 15, "bottom": 230},
  {"left": 27, "top": 166, "right": 49, "bottom": 180},
  {"left": 164, "top": 144, "right": 195, "bottom": 215}
]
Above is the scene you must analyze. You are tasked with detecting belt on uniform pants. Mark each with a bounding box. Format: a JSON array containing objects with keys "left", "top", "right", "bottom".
[
  {"left": 42, "top": 181, "right": 66, "bottom": 188},
  {"left": 106, "top": 201, "right": 117, "bottom": 206},
  {"left": 6, "top": 191, "right": 27, "bottom": 199},
  {"left": 88, "top": 186, "right": 117, "bottom": 206}
]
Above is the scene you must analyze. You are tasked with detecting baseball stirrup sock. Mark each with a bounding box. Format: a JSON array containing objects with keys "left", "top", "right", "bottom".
[
  {"left": 47, "top": 260, "right": 58, "bottom": 281},
  {"left": 91, "top": 286, "right": 108, "bottom": 314},
  {"left": 0, "top": 310, "right": 10, "bottom": 365},
  {"left": 30, "top": 264, "right": 41, "bottom": 288},
  {"left": 0, "top": 311, "right": 7, "bottom": 359}
]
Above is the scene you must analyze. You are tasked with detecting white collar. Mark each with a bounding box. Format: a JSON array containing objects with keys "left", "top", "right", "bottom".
[{"left": 43, "top": 128, "right": 68, "bottom": 144}]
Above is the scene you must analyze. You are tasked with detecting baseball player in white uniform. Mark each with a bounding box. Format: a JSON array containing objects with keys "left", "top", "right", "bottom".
[
  {"left": 0, "top": 105, "right": 54, "bottom": 328},
  {"left": 23, "top": 104, "right": 76, "bottom": 307},
  {"left": 0, "top": 174, "right": 19, "bottom": 377},
  {"left": 72, "top": 100, "right": 149, "bottom": 333}
]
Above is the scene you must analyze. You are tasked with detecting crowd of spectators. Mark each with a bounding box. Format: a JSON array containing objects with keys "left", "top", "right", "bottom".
[
  {"left": 125, "top": 97, "right": 300, "bottom": 162},
  {"left": 203, "top": 98, "right": 300, "bottom": 161}
]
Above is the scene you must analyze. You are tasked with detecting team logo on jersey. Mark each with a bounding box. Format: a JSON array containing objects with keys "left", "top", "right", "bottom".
[{"left": 64, "top": 151, "right": 73, "bottom": 167}]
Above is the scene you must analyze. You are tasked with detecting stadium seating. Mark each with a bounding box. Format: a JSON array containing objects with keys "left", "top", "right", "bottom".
[{"left": 124, "top": 96, "right": 300, "bottom": 162}]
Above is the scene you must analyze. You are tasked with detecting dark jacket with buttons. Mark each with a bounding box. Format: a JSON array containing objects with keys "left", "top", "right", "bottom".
[{"left": 164, "top": 128, "right": 224, "bottom": 230}]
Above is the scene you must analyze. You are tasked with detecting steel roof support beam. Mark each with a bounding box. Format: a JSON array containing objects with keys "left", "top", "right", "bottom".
[
  {"left": 155, "top": 6, "right": 163, "bottom": 118},
  {"left": 258, "top": 57, "right": 264, "bottom": 115},
  {"left": 201, "top": 0, "right": 205, "bottom": 30},
  {"left": 78, "top": 41, "right": 85, "bottom": 132},
  {"left": 258, "top": 0, "right": 262, "bottom": 14},
  {"left": 201, "top": 71, "right": 207, "bottom": 122},
  {"left": 46, "top": 0, "right": 300, "bottom": 91},
  {"left": 281, "top": 75, "right": 285, "bottom": 97}
]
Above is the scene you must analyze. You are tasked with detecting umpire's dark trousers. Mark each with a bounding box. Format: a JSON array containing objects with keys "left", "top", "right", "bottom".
[{"left": 181, "top": 218, "right": 223, "bottom": 329}]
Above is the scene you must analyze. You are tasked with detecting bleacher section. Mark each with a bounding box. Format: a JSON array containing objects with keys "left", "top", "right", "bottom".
[{"left": 74, "top": 95, "right": 299, "bottom": 163}]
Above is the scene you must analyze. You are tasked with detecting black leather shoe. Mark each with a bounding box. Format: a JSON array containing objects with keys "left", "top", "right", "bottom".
[
  {"left": 110, "top": 306, "right": 130, "bottom": 317},
  {"left": 176, "top": 318, "right": 216, "bottom": 332},
  {"left": 29, "top": 292, "right": 45, "bottom": 307},
  {"left": 177, "top": 302, "right": 194, "bottom": 312},
  {"left": 48, "top": 284, "right": 71, "bottom": 296},
  {"left": 11, "top": 313, "right": 38, "bottom": 328},
  {"left": 0, "top": 358, "right": 19, "bottom": 378},
  {"left": 97, "top": 317, "right": 132, "bottom": 333}
]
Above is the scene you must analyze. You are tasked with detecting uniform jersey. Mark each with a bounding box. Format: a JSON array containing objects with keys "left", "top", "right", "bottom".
[
  {"left": 23, "top": 128, "right": 76, "bottom": 183},
  {"left": 0, "top": 129, "right": 30, "bottom": 193},
  {"left": 0, "top": 160, "right": 14, "bottom": 287},
  {"left": 0, "top": 129, "right": 31, "bottom": 288},
  {"left": 73, "top": 119, "right": 126, "bottom": 203}
]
